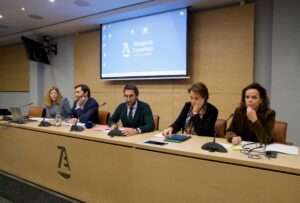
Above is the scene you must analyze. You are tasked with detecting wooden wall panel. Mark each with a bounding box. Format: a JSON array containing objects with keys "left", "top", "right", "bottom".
[
  {"left": 74, "top": 4, "right": 254, "bottom": 130},
  {"left": 0, "top": 44, "right": 29, "bottom": 91}
]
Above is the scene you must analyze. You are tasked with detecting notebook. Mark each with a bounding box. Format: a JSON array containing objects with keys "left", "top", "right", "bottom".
[{"left": 164, "top": 134, "right": 191, "bottom": 143}]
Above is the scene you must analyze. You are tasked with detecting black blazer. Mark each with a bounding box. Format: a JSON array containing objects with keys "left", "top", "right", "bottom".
[
  {"left": 108, "top": 100, "right": 154, "bottom": 133},
  {"left": 170, "top": 102, "right": 218, "bottom": 136},
  {"left": 70, "top": 97, "right": 99, "bottom": 123}
]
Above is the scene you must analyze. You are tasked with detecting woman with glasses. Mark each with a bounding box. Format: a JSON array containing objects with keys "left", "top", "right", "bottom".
[
  {"left": 226, "top": 83, "right": 276, "bottom": 145},
  {"left": 163, "top": 82, "right": 218, "bottom": 137}
]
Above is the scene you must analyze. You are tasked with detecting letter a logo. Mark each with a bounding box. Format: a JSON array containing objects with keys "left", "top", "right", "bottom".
[
  {"left": 122, "top": 42, "right": 130, "bottom": 58},
  {"left": 57, "top": 145, "right": 71, "bottom": 179}
]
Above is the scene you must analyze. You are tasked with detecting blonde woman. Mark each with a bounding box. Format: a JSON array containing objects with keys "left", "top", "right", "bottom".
[{"left": 45, "top": 86, "right": 71, "bottom": 119}]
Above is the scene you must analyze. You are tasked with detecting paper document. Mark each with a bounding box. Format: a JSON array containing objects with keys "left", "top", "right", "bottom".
[
  {"left": 154, "top": 133, "right": 164, "bottom": 138},
  {"left": 265, "top": 143, "right": 299, "bottom": 155},
  {"left": 29, "top": 117, "right": 54, "bottom": 122},
  {"left": 92, "top": 125, "right": 110, "bottom": 131}
]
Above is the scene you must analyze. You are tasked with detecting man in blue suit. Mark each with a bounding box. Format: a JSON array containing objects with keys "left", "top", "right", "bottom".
[
  {"left": 109, "top": 84, "right": 154, "bottom": 136},
  {"left": 69, "top": 84, "right": 99, "bottom": 124}
]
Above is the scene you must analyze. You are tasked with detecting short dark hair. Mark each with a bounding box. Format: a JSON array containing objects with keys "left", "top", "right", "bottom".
[
  {"left": 75, "top": 84, "right": 91, "bottom": 98},
  {"left": 188, "top": 82, "right": 209, "bottom": 102},
  {"left": 240, "top": 83, "right": 270, "bottom": 111},
  {"left": 123, "top": 83, "right": 139, "bottom": 96}
]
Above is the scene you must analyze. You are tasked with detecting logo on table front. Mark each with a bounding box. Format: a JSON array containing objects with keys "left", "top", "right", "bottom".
[{"left": 57, "top": 145, "right": 71, "bottom": 179}]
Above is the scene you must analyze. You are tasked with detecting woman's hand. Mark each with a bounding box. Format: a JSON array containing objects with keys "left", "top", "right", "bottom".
[
  {"left": 162, "top": 127, "right": 173, "bottom": 138},
  {"left": 247, "top": 107, "right": 258, "bottom": 123},
  {"left": 232, "top": 136, "right": 242, "bottom": 145},
  {"left": 192, "top": 100, "right": 204, "bottom": 114}
]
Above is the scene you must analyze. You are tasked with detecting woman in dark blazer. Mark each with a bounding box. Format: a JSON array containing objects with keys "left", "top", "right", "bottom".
[
  {"left": 163, "top": 82, "right": 218, "bottom": 137},
  {"left": 226, "top": 83, "right": 276, "bottom": 145}
]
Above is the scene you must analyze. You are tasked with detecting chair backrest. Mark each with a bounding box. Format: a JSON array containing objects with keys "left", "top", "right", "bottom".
[
  {"left": 28, "top": 106, "right": 45, "bottom": 117},
  {"left": 273, "top": 121, "right": 288, "bottom": 144},
  {"left": 98, "top": 111, "right": 110, "bottom": 125},
  {"left": 153, "top": 114, "right": 160, "bottom": 131},
  {"left": 215, "top": 119, "right": 227, "bottom": 138}
]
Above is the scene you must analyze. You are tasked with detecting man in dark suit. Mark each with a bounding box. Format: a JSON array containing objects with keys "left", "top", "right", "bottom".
[
  {"left": 108, "top": 84, "right": 154, "bottom": 136},
  {"left": 69, "top": 84, "right": 99, "bottom": 124}
]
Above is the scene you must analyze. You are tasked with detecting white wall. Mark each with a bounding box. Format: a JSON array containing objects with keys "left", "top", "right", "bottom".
[
  {"left": 253, "top": 0, "right": 273, "bottom": 95},
  {"left": 0, "top": 92, "right": 30, "bottom": 115},
  {"left": 271, "top": 0, "right": 300, "bottom": 146},
  {"left": 0, "top": 35, "right": 75, "bottom": 116},
  {"left": 43, "top": 35, "right": 75, "bottom": 105}
]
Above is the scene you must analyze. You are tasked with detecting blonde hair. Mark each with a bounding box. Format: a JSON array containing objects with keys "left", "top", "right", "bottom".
[{"left": 45, "top": 86, "right": 62, "bottom": 107}]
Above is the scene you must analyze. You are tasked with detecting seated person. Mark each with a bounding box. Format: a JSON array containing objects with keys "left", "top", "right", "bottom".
[
  {"left": 226, "top": 83, "right": 276, "bottom": 145},
  {"left": 44, "top": 86, "right": 71, "bottom": 119},
  {"left": 108, "top": 84, "right": 154, "bottom": 136},
  {"left": 69, "top": 84, "right": 99, "bottom": 124},
  {"left": 163, "top": 82, "right": 218, "bottom": 137}
]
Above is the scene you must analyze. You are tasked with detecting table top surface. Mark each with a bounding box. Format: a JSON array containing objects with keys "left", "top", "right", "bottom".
[{"left": 1, "top": 120, "right": 300, "bottom": 175}]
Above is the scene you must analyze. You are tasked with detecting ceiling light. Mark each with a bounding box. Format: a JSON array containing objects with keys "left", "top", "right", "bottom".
[
  {"left": 0, "top": 14, "right": 3, "bottom": 19},
  {"left": 21, "top": 7, "right": 26, "bottom": 11},
  {"left": 49, "top": 0, "right": 55, "bottom": 2}
]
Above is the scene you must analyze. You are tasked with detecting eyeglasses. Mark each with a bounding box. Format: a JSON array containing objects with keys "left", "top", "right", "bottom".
[{"left": 240, "top": 142, "right": 266, "bottom": 159}]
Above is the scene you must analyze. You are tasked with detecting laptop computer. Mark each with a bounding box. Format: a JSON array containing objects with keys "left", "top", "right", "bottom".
[{"left": 10, "top": 107, "right": 33, "bottom": 124}]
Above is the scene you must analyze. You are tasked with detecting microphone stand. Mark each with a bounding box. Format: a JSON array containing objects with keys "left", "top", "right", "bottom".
[
  {"left": 201, "top": 132, "right": 227, "bottom": 153},
  {"left": 201, "top": 113, "right": 234, "bottom": 153},
  {"left": 39, "top": 117, "right": 51, "bottom": 127},
  {"left": 70, "top": 101, "right": 106, "bottom": 132},
  {"left": 70, "top": 120, "right": 84, "bottom": 132}
]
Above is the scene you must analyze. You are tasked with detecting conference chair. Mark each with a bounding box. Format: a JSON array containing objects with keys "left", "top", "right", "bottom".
[
  {"left": 215, "top": 119, "right": 227, "bottom": 138},
  {"left": 98, "top": 111, "right": 110, "bottom": 125},
  {"left": 273, "top": 120, "right": 292, "bottom": 145},
  {"left": 28, "top": 106, "right": 45, "bottom": 118},
  {"left": 153, "top": 114, "right": 160, "bottom": 131}
]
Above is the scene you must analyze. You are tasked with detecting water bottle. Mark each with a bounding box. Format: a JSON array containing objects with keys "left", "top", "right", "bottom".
[{"left": 55, "top": 111, "right": 62, "bottom": 127}]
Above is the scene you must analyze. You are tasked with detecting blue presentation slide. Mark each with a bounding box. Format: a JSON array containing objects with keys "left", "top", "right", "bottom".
[{"left": 101, "top": 8, "right": 187, "bottom": 79}]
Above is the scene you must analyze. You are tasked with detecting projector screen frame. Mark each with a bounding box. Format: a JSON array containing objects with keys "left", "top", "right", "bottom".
[{"left": 99, "top": 7, "right": 190, "bottom": 81}]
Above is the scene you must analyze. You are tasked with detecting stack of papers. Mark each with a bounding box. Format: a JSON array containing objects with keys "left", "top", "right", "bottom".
[{"left": 265, "top": 143, "right": 299, "bottom": 155}]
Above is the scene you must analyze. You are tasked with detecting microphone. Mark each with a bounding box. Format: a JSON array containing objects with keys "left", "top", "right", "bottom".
[
  {"left": 70, "top": 120, "right": 84, "bottom": 132},
  {"left": 201, "top": 132, "right": 227, "bottom": 153},
  {"left": 39, "top": 118, "right": 52, "bottom": 127},
  {"left": 226, "top": 113, "right": 234, "bottom": 122},
  {"left": 85, "top": 121, "right": 94, "bottom": 129},
  {"left": 99, "top": 102, "right": 106, "bottom": 107},
  {"left": 108, "top": 128, "right": 123, "bottom": 137},
  {"left": 201, "top": 113, "right": 234, "bottom": 153},
  {"left": 19, "top": 102, "right": 33, "bottom": 108},
  {"left": 71, "top": 101, "right": 106, "bottom": 131}
]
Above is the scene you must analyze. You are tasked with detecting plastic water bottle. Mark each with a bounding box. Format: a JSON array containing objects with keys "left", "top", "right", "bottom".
[{"left": 55, "top": 112, "right": 62, "bottom": 127}]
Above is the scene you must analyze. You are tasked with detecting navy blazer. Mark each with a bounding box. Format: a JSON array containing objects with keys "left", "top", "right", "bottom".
[
  {"left": 108, "top": 100, "right": 154, "bottom": 133},
  {"left": 170, "top": 102, "right": 218, "bottom": 136},
  {"left": 70, "top": 97, "right": 99, "bottom": 123}
]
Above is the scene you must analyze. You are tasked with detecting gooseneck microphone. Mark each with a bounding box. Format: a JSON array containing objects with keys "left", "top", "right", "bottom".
[
  {"left": 99, "top": 102, "right": 106, "bottom": 107},
  {"left": 201, "top": 113, "right": 234, "bottom": 153},
  {"left": 19, "top": 102, "right": 33, "bottom": 108},
  {"left": 84, "top": 101, "right": 107, "bottom": 129},
  {"left": 39, "top": 118, "right": 52, "bottom": 127},
  {"left": 71, "top": 102, "right": 106, "bottom": 132},
  {"left": 70, "top": 119, "right": 85, "bottom": 132}
]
